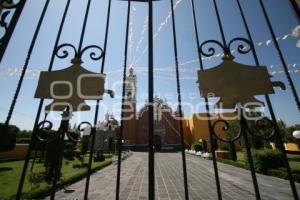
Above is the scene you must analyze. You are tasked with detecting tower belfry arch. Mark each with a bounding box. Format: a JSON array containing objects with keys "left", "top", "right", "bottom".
[{"left": 125, "top": 66, "right": 137, "bottom": 103}]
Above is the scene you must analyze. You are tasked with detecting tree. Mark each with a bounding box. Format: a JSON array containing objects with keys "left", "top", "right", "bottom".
[
  {"left": 80, "top": 135, "right": 90, "bottom": 164},
  {"left": 224, "top": 121, "right": 240, "bottom": 161},
  {"left": 44, "top": 132, "right": 63, "bottom": 181},
  {"left": 278, "top": 120, "right": 296, "bottom": 143},
  {"left": 0, "top": 123, "right": 19, "bottom": 152}
]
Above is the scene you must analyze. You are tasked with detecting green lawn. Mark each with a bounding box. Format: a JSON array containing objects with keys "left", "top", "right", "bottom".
[
  {"left": 0, "top": 157, "right": 112, "bottom": 199},
  {"left": 286, "top": 154, "right": 300, "bottom": 170},
  {"left": 217, "top": 151, "right": 300, "bottom": 182}
]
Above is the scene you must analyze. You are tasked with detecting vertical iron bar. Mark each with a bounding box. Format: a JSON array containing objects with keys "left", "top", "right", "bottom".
[
  {"left": 240, "top": 108, "right": 261, "bottom": 200},
  {"left": 116, "top": 0, "right": 131, "bottom": 199},
  {"left": 16, "top": 1, "right": 71, "bottom": 198},
  {"left": 212, "top": 0, "right": 228, "bottom": 55},
  {"left": 148, "top": 0, "right": 155, "bottom": 199},
  {"left": 85, "top": 1, "right": 112, "bottom": 198},
  {"left": 190, "top": 0, "right": 222, "bottom": 199},
  {"left": 100, "top": 0, "right": 112, "bottom": 74},
  {"left": 50, "top": 131, "right": 66, "bottom": 200},
  {"left": 258, "top": 0, "right": 300, "bottom": 111},
  {"left": 30, "top": 113, "right": 47, "bottom": 172},
  {"left": 50, "top": 109, "right": 70, "bottom": 200},
  {"left": 84, "top": 127, "right": 96, "bottom": 200},
  {"left": 30, "top": 148, "right": 38, "bottom": 172},
  {"left": 78, "top": 0, "right": 91, "bottom": 54},
  {"left": 0, "top": 0, "right": 27, "bottom": 63},
  {"left": 289, "top": 0, "right": 300, "bottom": 22},
  {"left": 236, "top": 1, "right": 299, "bottom": 199},
  {"left": 3, "top": 0, "right": 49, "bottom": 134},
  {"left": 212, "top": 0, "right": 262, "bottom": 198},
  {"left": 49, "top": 0, "right": 92, "bottom": 197},
  {"left": 274, "top": 129, "right": 299, "bottom": 199},
  {"left": 14, "top": 0, "right": 49, "bottom": 196},
  {"left": 169, "top": 0, "right": 189, "bottom": 199}
]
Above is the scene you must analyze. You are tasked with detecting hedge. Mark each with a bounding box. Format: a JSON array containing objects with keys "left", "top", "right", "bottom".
[
  {"left": 191, "top": 143, "right": 203, "bottom": 152},
  {"left": 16, "top": 159, "right": 112, "bottom": 199},
  {"left": 245, "top": 149, "right": 284, "bottom": 174}
]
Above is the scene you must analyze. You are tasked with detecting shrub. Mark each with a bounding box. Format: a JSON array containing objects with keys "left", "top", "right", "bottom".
[
  {"left": 263, "top": 141, "right": 272, "bottom": 149},
  {"left": 29, "top": 172, "right": 45, "bottom": 185},
  {"left": 63, "top": 141, "right": 76, "bottom": 160},
  {"left": 220, "top": 143, "right": 230, "bottom": 151},
  {"left": 191, "top": 143, "right": 203, "bottom": 152},
  {"left": 104, "top": 154, "right": 112, "bottom": 159},
  {"left": 267, "top": 169, "right": 288, "bottom": 179},
  {"left": 72, "top": 163, "right": 88, "bottom": 169},
  {"left": 17, "top": 138, "right": 31, "bottom": 144},
  {"left": 217, "top": 158, "right": 246, "bottom": 169},
  {"left": 0, "top": 124, "right": 17, "bottom": 152},
  {"left": 94, "top": 150, "right": 105, "bottom": 162},
  {"left": 245, "top": 149, "right": 284, "bottom": 174},
  {"left": 64, "top": 150, "right": 75, "bottom": 160},
  {"left": 44, "top": 135, "right": 63, "bottom": 181}
]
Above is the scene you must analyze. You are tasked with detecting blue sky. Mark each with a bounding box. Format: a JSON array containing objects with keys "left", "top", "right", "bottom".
[{"left": 0, "top": 0, "right": 299, "bottom": 130}]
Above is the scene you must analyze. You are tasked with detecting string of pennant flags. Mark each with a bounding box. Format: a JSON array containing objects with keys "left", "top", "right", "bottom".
[
  {"left": 0, "top": 62, "right": 299, "bottom": 80},
  {"left": 128, "top": 0, "right": 298, "bottom": 67},
  {"left": 131, "top": 15, "right": 148, "bottom": 65},
  {"left": 177, "top": 33, "right": 295, "bottom": 66},
  {"left": 131, "top": 0, "right": 183, "bottom": 66},
  {"left": 128, "top": 6, "right": 137, "bottom": 64},
  {"left": 0, "top": 31, "right": 298, "bottom": 80},
  {"left": 1, "top": 2, "right": 299, "bottom": 81}
]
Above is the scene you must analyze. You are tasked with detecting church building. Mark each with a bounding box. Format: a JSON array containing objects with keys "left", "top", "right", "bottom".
[{"left": 122, "top": 67, "right": 183, "bottom": 151}]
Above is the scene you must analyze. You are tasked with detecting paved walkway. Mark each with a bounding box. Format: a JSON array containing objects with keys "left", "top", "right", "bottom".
[{"left": 49, "top": 152, "right": 300, "bottom": 200}]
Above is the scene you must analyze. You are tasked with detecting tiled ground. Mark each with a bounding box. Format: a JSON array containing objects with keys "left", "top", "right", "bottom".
[{"left": 48, "top": 152, "right": 300, "bottom": 200}]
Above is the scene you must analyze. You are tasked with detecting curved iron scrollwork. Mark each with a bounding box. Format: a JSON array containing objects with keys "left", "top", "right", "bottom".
[
  {"left": 212, "top": 119, "right": 242, "bottom": 143},
  {"left": 227, "top": 37, "right": 252, "bottom": 55},
  {"left": 199, "top": 37, "right": 253, "bottom": 58},
  {"left": 35, "top": 120, "right": 94, "bottom": 144},
  {"left": 77, "top": 121, "right": 92, "bottom": 132},
  {"left": 55, "top": 43, "right": 104, "bottom": 61},
  {"left": 55, "top": 43, "right": 78, "bottom": 59},
  {"left": 251, "top": 117, "right": 276, "bottom": 140},
  {"left": 67, "top": 121, "right": 92, "bottom": 142},
  {"left": 35, "top": 120, "right": 59, "bottom": 143},
  {"left": 0, "top": 0, "right": 21, "bottom": 40},
  {"left": 199, "top": 40, "right": 225, "bottom": 57},
  {"left": 211, "top": 115, "right": 276, "bottom": 144},
  {"left": 80, "top": 45, "right": 104, "bottom": 61}
]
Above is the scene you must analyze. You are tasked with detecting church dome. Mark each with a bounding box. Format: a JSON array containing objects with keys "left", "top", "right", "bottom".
[
  {"left": 138, "top": 97, "right": 172, "bottom": 117},
  {"left": 98, "top": 113, "right": 119, "bottom": 130}
]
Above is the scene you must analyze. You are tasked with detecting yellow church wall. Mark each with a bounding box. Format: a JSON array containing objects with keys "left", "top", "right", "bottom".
[
  {"left": 182, "top": 119, "right": 193, "bottom": 145},
  {"left": 185, "top": 113, "right": 242, "bottom": 150},
  {"left": 285, "top": 143, "right": 300, "bottom": 151},
  {"left": 188, "top": 113, "right": 210, "bottom": 143},
  {"left": 270, "top": 142, "right": 300, "bottom": 152}
]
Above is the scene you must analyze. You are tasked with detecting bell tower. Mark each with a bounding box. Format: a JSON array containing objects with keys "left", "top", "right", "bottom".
[
  {"left": 123, "top": 66, "right": 137, "bottom": 148},
  {"left": 125, "top": 66, "right": 137, "bottom": 104}
]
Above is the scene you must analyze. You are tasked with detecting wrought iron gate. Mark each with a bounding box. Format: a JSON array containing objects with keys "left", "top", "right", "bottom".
[{"left": 0, "top": 0, "right": 299, "bottom": 199}]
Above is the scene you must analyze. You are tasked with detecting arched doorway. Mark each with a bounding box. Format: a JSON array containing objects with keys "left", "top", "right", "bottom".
[{"left": 154, "top": 135, "right": 161, "bottom": 150}]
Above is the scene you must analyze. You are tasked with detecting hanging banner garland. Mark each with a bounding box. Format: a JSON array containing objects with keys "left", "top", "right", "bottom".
[{"left": 1, "top": 62, "right": 299, "bottom": 80}]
